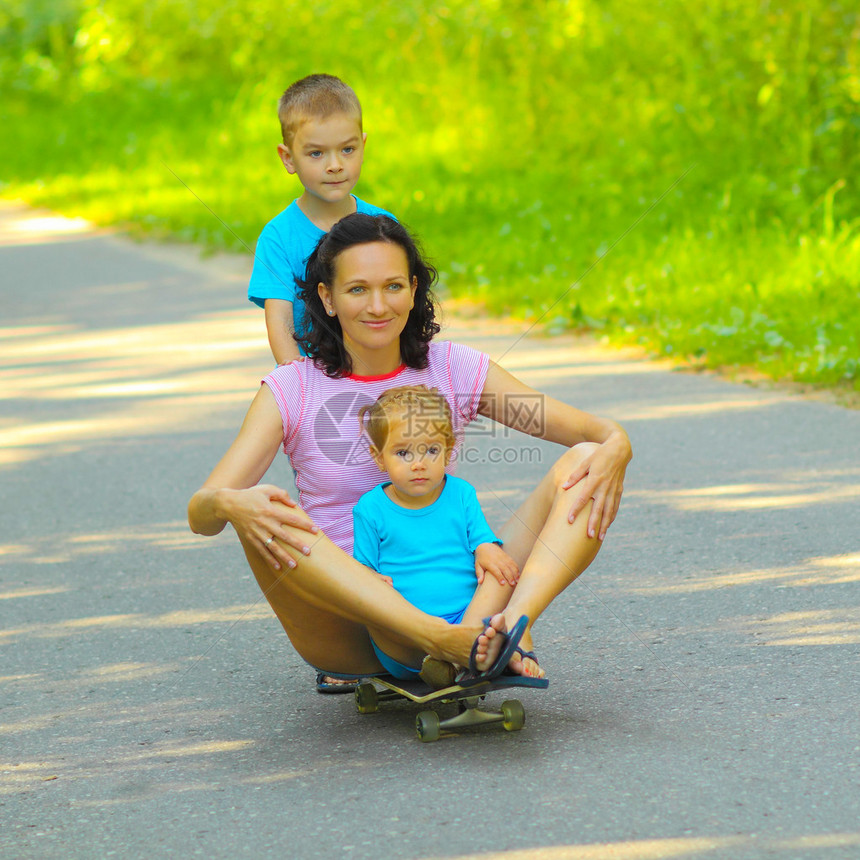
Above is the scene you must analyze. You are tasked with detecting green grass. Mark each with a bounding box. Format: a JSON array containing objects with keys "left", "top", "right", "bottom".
[{"left": 2, "top": 0, "right": 858, "bottom": 392}]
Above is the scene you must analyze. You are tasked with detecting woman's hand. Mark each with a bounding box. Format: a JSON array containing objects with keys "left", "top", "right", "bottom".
[
  {"left": 562, "top": 431, "right": 632, "bottom": 542},
  {"left": 218, "top": 483, "right": 319, "bottom": 571},
  {"left": 475, "top": 542, "right": 520, "bottom": 587},
  {"left": 478, "top": 361, "right": 632, "bottom": 543}
]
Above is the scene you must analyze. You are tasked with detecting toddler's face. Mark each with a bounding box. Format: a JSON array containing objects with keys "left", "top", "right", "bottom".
[
  {"left": 372, "top": 414, "right": 451, "bottom": 509},
  {"left": 279, "top": 112, "right": 366, "bottom": 204}
]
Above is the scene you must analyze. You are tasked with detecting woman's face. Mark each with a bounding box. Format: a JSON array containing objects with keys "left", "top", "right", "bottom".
[{"left": 318, "top": 241, "right": 417, "bottom": 366}]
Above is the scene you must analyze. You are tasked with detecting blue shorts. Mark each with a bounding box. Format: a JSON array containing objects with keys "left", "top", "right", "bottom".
[{"left": 370, "top": 606, "right": 467, "bottom": 681}]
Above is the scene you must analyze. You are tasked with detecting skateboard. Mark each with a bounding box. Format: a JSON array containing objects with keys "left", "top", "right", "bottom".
[{"left": 354, "top": 673, "right": 548, "bottom": 742}]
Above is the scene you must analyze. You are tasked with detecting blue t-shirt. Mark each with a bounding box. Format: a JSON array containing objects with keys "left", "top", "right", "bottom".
[
  {"left": 352, "top": 476, "right": 500, "bottom": 619},
  {"left": 247, "top": 196, "right": 395, "bottom": 344}
]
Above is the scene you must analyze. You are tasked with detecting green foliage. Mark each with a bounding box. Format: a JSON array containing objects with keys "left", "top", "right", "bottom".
[
  {"left": 0, "top": 0, "right": 81, "bottom": 89},
  {"left": 1, "top": 0, "right": 858, "bottom": 389}
]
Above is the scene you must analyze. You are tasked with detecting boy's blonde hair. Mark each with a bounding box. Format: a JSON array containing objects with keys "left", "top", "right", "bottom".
[
  {"left": 278, "top": 74, "right": 362, "bottom": 146},
  {"left": 359, "top": 386, "right": 456, "bottom": 452}
]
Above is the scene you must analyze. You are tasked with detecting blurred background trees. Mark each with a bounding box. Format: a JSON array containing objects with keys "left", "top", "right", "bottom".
[{"left": 2, "top": 0, "right": 858, "bottom": 387}]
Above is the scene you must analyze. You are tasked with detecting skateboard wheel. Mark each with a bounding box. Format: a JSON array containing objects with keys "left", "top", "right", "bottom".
[
  {"left": 415, "top": 710, "right": 441, "bottom": 742},
  {"left": 355, "top": 683, "right": 379, "bottom": 714},
  {"left": 501, "top": 700, "right": 525, "bottom": 732}
]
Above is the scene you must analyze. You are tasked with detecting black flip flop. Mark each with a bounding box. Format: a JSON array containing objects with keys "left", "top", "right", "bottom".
[{"left": 456, "top": 615, "right": 529, "bottom": 687}]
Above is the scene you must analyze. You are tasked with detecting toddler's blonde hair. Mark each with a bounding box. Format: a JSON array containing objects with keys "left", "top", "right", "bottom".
[{"left": 359, "top": 386, "right": 455, "bottom": 452}]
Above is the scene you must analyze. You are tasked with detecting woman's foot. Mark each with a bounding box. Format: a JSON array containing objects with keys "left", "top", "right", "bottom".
[
  {"left": 458, "top": 614, "right": 529, "bottom": 683},
  {"left": 431, "top": 613, "right": 526, "bottom": 678},
  {"left": 315, "top": 672, "right": 358, "bottom": 694},
  {"left": 515, "top": 647, "right": 546, "bottom": 679},
  {"left": 472, "top": 613, "right": 512, "bottom": 673}
]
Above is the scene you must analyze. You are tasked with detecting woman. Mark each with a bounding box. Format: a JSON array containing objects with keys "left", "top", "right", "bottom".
[{"left": 188, "top": 214, "right": 631, "bottom": 681}]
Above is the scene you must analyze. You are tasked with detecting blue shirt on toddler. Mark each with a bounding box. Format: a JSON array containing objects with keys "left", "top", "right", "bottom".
[{"left": 352, "top": 475, "right": 500, "bottom": 620}]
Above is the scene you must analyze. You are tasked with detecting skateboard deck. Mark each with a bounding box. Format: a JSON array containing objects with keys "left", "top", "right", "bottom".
[{"left": 354, "top": 673, "right": 548, "bottom": 742}]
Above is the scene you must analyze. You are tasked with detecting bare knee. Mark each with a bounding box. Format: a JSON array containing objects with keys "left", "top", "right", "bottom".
[{"left": 551, "top": 442, "right": 600, "bottom": 488}]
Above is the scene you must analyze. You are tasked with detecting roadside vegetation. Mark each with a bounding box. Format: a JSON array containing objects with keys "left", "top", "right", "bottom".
[{"left": 2, "top": 0, "right": 858, "bottom": 391}]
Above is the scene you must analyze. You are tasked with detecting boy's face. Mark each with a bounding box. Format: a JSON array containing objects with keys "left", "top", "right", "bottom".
[
  {"left": 371, "top": 414, "right": 451, "bottom": 509},
  {"left": 278, "top": 112, "right": 366, "bottom": 206}
]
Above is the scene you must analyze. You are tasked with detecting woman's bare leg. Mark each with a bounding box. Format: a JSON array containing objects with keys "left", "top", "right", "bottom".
[
  {"left": 377, "top": 444, "right": 605, "bottom": 679},
  {"left": 241, "top": 535, "right": 383, "bottom": 673},
  {"left": 237, "top": 522, "right": 508, "bottom": 673},
  {"left": 368, "top": 578, "right": 514, "bottom": 681},
  {"left": 474, "top": 443, "right": 605, "bottom": 676}
]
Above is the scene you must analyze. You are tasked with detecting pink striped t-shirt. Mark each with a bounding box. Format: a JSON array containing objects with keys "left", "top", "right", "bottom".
[{"left": 262, "top": 341, "right": 490, "bottom": 554}]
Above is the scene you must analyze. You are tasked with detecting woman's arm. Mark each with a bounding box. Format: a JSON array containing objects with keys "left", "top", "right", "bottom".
[
  {"left": 188, "top": 385, "right": 318, "bottom": 569},
  {"left": 478, "top": 360, "right": 632, "bottom": 540}
]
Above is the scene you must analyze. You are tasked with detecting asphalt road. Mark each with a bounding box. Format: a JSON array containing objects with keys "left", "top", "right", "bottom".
[{"left": 1, "top": 201, "right": 859, "bottom": 859}]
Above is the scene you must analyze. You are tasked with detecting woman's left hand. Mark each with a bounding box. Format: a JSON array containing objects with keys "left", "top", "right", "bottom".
[{"left": 562, "top": 431, "right": 632, "bottom": 541}]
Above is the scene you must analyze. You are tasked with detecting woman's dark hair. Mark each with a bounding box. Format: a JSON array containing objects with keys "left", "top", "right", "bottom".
[{"left": 295, "top": 214, "right": 440, "bottom": 377}]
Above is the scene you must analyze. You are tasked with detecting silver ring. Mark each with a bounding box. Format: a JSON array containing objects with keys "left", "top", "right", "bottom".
[{"left": 265, "top": 536, "right": 275, "bottom": 546}]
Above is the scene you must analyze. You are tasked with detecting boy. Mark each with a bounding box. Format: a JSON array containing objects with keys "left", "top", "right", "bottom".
[
  {"left": 248, "top": 74, "right": 395, "bottom": 365},
  {"left": 353, "top": 386, "right": 527, "bottom": 684}
]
